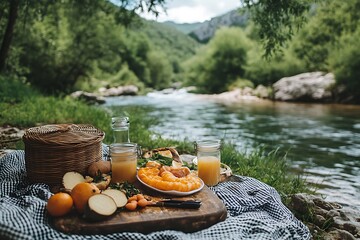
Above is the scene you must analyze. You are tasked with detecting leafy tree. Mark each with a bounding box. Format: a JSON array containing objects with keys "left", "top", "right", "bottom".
[
  {"left": 292, "top": 0, "right": 360, "bottom": 72},
  {"left": 329, "top": 26, "right": 360, "bottom": 102},
  {"left": 245, "top": 43, "right": 306, "bottom": 86},
  {"left": 17, "top": 1, "right": 124, "bottom": 93},
  {"left": 185, "top": 27, "right": 250, "bottom": 93},
  {"left": 241, "top": 0, "right": 313, "bottom": 57},
  {"left": 0, "top": 0, "right": 166, "bottom": 73},
  {"left": 146, "top": 51, "right": 172, "bottom": 89},
  {"left": 1, "top": 0, "right": 174, "bottom": 93}
]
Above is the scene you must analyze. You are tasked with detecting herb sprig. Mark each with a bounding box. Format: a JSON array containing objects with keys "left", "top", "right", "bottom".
[
  {"left": 137, "top": 153, "right": 173, "bottom": 167},
  {"left": 109, "top": 181, "right": 140, "bottom": 198}
]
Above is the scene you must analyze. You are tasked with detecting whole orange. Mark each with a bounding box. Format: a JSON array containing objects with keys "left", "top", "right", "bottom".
[
  {"left": 47, "top": 192, "right": 73, "bottom": 217},
  {"left": 71, "top": 182, "right": 100, "bottom": 214}
]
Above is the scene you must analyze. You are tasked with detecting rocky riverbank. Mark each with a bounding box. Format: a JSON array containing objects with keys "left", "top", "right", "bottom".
[{"left": 288, "top": 194, "right": 360, "bottom": 239}]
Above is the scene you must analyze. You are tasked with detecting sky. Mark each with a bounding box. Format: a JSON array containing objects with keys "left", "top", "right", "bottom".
[{"left": 138, "top": 0, "right": 242, "bottom": 24}]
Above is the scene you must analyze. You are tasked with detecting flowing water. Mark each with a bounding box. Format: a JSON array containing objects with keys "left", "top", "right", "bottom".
[{"left": 104, "top": 90, "right": 360, "bottom": 210}]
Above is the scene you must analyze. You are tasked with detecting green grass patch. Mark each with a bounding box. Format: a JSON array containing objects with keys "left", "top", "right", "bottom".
[{"left": 222, "top": 144, "right": 310, "bottom": 202}]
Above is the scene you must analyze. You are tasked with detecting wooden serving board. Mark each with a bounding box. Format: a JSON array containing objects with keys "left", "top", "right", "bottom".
[{"left": 51, "top": 181, "right": 227, "bottom": 234}]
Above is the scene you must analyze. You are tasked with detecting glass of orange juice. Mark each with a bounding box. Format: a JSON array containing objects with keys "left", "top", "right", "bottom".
[
  {"left": 196, "top": 139, "right": 221, "bottom": 186},
  {"left": 110, "top": 143, "right": 138, "bottom": 183}
]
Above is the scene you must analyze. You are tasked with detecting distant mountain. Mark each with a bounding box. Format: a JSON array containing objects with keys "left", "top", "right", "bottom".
[
  {"left": 162, "top": 21, "right": 203, "bottom": 34},
  {"left": 189, "top": 9, "right": 249, "bottom": 43}
]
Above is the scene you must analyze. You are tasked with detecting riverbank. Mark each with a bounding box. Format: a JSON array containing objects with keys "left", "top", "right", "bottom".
[{"left": 88, "top": 71, "right": 358, "bottom": 105}]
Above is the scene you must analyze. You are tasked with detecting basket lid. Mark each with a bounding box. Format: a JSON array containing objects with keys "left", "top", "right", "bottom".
[{"left": 22, "top": 124, "right": 105, "bottom": 145}]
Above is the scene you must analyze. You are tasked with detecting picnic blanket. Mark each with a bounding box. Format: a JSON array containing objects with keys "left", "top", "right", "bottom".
[{"left": 0, "top": 148, "right": 310, "bottom": 240}]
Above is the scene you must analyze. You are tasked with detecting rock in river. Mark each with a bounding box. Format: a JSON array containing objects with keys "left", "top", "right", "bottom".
[
  {"left": 70, "top": 91, "right": 105, "bottom": 104},
  {"left": 99, "top": 85, "right": 139, "bottom": 97},
  {"left": 273, "top": 72, "right": 336, "bottom": 102}
]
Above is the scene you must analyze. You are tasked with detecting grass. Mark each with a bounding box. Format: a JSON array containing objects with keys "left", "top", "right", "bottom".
[{"left": 0, "top": 76, "right": 311, "bottom": 201}]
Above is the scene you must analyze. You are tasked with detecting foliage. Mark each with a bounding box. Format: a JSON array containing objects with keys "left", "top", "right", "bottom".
[
  {"left": 245, "top": 44, "right": 306, "bottom": 86},
  {"left": 1, "top": 0, "right": 360, "bottom": 101},
  {"left": 292, "top": 0, "right": 360, "bottom": 71},
  {"left": 16, "top": 1, "right": 122, "bottom": 93},
  {"left": 107, "top": 64, "right": 142, "bottom": 88},
  {"left": 329, "top": 26, "right": 360, "bottom": 102},
  {"left": 241, "top": 0, "right": 313, "bottom": 57},
  {"left": 184, "top": 27, "right": 251, "bottom": 93},
  {"left": 0, "top": 0, "right": 192, "bottom": 94},
  {"left": 141, "top": 20, "right": 200, "bottom": 73},
  {"left": 227, "top": 78, "right": 254, "bottom": 91},
  {"left": 0, "top": 75, "right": 38, "bottom": 104},
  {"left": 146, "top": 51, "right": 172, "bottom": 89}
]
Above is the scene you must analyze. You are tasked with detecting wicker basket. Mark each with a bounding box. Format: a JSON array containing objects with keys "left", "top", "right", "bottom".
[{"left": 23, "top": 124, "right": 105, "bottom": 187}]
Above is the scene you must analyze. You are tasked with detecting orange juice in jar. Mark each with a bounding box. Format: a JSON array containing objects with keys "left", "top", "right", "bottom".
[
  {"left": 110, "top": 143, "right": 137, "bottom": 183},
  {"left": 196, "top": 140, "right": 221, "bottom": 186}
]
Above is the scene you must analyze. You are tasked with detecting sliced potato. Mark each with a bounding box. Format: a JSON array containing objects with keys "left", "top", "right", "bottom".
[
  {"left": 62, "top": 171, "right": 85, "bottom": 190},
  {"left": 84, "top": 194, "right": 117, "bottom": 221},
  {"left": 102, "top": 189, "right": 127, "bottom": 208}
]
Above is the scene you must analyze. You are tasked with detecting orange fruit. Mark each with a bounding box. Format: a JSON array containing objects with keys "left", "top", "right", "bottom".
[
  {"left": 47, "top": 192, "right": 73, "bottom": 217},
  {"left": 71, "top": 182, "right": 100, "bottom": 214}
]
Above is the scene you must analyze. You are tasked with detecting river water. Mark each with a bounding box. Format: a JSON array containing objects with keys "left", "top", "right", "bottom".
[{"left": 104, "top": 90, "right": 360, "bottom": 210}]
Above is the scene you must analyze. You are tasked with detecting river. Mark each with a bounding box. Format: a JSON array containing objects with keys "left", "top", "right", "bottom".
[{"left": 104, "top": 90, "right": 360, "bottom": 210}]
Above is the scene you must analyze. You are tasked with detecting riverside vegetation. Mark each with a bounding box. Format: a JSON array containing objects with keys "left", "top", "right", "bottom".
[{"left": 0, "top": 0, "right": 360, "bottom": 102}]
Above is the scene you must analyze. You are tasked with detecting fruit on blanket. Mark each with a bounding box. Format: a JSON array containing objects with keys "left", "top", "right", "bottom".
[
  {"left": 87, "top": 161, "right": 111, "bottom": 177},
  {"left": 83, "top": 194, "right": 117, "bottom": 221},
  {"left": 101, "top": 189, "right": 127, "bottom": 208},
  {"left": 62, "top": 171, "right": 85, "bottom": 190},
  {"left": 71, "top": 182, "right": 100, "bottom": 214},
  {"left": 47, "top": 192, "right": 73, "bottom": 217}
]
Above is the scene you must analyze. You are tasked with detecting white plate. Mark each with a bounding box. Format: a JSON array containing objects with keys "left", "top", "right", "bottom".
[{"left": 136, "top": 174, "right": 204, "bottom": 196}]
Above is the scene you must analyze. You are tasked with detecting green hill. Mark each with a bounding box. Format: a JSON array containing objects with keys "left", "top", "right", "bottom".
[
  {"left": 138, "top": 20, "right": 201, "bottom": 72},
  {"left": 162, "top": 21, "right": 203, "bottom": 34},
  {"left": 140, "top": 20, "right": 200, "bottom": 60}
]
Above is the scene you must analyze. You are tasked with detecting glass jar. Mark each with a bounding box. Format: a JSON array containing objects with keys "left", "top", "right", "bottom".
[
  {"left": 111, "top": 116, "right": 130, "bottom": 143},
  {"left": 195, "top": 139, "right": 221, "bottom": 186},
  {"left": 110, "top": 143, "right": 137, "bottom": 183}
]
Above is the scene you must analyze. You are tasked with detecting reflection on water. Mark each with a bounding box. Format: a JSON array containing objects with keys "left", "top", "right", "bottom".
[{"left": 105, "top": 91, "right": 360, "bottom": 210}]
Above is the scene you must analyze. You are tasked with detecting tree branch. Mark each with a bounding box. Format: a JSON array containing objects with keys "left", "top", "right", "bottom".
[{"left": 0, "top": 0, "right": 20, "bottom": 72}]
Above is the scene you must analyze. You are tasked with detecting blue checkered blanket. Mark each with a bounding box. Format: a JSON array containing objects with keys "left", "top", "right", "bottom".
[{"left": 0, "top": 149, "right": 310, "bottom": 240}]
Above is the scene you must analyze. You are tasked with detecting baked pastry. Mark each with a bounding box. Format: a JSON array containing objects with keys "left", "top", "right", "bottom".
[{"left": 138, "top": 161, "right": 202, "bottom": 192}]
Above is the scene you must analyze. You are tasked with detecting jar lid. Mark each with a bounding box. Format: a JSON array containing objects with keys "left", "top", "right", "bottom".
[{"left": 111, "top": 116, "right": 129, "bottom": 128}]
